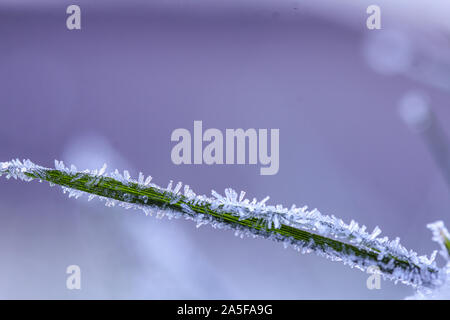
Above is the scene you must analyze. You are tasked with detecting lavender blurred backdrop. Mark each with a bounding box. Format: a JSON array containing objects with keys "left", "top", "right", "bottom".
[{"left": 1, "top": 0, "right": 450, "bottom": 299}]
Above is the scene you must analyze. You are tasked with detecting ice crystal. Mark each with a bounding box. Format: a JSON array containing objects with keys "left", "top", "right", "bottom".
[
  {"left": 0, "top": 158, "right": 446, "bottom": 289},
  {"left": 408, "top": 263, "right": 450, "bottom": 299},
  {"left": 427, "top": 221, "right": 450, "bottom": 261}
]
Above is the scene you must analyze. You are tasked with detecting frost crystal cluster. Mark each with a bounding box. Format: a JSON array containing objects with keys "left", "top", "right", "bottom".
[{"left": 0, "top": 159, "right": 447, "bottom": 290}]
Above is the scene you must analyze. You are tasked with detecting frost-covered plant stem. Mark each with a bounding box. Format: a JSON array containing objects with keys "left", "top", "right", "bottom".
[{"left": 0, "top": 159, "right": 444, "bottom": 288}]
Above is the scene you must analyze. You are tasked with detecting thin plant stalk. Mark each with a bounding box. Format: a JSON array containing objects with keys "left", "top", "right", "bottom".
[{"left": 0, "top": 159, "right": 444, "bottom": 288}]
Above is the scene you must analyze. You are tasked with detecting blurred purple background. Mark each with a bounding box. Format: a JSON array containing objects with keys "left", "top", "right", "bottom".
[{"left": 1, "top": 0, "right": 450, "bottom": 299}]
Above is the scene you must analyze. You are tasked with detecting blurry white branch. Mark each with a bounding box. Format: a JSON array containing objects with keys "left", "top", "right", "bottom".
[{"left": 398, "top": 91, "right": 450, "bottom": 189}]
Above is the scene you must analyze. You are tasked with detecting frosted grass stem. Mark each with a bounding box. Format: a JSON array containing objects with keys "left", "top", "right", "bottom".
[{"left": 0, "top": 159, "right": 445, "bottom": 289}]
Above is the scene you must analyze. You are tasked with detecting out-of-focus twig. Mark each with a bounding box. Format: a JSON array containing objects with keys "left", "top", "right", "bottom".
[{"left": 398, "top": 91, "right": 450, "bottom": 189}]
